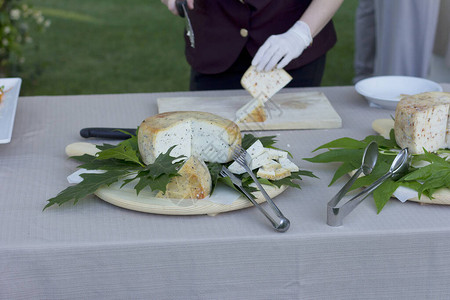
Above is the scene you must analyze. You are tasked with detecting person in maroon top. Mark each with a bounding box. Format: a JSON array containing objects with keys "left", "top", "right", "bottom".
[{"left": 162, "top": 0, "right": 343, "bottom": 90}]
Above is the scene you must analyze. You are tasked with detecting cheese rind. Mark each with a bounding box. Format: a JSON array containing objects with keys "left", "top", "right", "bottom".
[
  {"left": 138, "top": 111, "right": 241, "bottom": 164},
  {"left": 394, "top": 92, "right": 450, "bottom": 154}
]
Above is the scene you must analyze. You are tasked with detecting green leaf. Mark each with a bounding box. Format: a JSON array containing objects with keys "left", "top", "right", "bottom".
[
  {"left": 207, "top": 162, "right": 222, "bottom": 195},
  {"left": 146, "top": 145, "right": 185, "bottom": 178},
  {"left": 373, "top": 179, "right": 399, "bottom": 213},
  {"left": 304, "top": 148, "right": 363, "bottom": 164},
  {"left": 96, "top": 138, "right": 143, "bottom": 167},
  {"left": 44, "top": 170, "right": 128, "bottom": 209},
  {"left": 312, "top": 137, "right": 365, "bottom": 152}
]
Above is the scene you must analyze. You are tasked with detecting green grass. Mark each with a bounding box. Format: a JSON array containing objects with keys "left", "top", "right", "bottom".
[{"left": 18, "top": 0, "right": 357, "bottom": 96}]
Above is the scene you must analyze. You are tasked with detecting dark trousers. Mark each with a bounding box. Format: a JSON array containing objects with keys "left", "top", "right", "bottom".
[{"left": 190, "top": 49, "right": 326, "bottom": 91}]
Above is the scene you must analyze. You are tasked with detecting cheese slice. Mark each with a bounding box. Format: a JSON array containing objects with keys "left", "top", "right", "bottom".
[
  {"left": 237, "top": 66, "right": 292, "bottom": 123},
  {"left": 138, "top": 111, "right": 241, "bottom": 164},
  {"left": 394, "top": 92, "right": 450, "bottom": 154},
  {"left": 257, "top": 167, "right": 291, "bottom": 180},
  {"left": 240, "top": 66, "right": 292, "bottom": 102},
  {"left": 156, "top": 155, "right": 211, "bottom": 199}
]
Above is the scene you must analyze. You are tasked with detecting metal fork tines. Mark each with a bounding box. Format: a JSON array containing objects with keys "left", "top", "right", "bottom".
[{"left": 231, "top": 146, "right": 290, "bottom": 232}]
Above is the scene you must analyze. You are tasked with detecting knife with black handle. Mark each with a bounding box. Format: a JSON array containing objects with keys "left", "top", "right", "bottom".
[{"left": 80, "top": 128, "right": 136, "bottom": 139}]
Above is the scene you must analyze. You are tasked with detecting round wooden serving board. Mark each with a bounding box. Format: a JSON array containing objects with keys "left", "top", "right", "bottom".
[
  {"left": 372, "top": 119, "right": 450, "bottom": 205},
  {"left": 66, "top": 142, "right": 288, "bottom": 216}
]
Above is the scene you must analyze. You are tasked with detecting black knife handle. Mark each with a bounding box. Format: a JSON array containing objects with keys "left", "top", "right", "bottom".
[
  {"left": 80, "top": 128, "right": 136, "bottom": 139},
  {"left": 176, "top": 0, "right": 186, "bottom": 17}
]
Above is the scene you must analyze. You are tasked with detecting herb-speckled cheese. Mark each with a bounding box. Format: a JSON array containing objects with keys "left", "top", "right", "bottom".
[
  {"left": 138, "top": 111, "right": 242, "bottom": 164},
  {"left": 394, "top": 92, "right": 450, "bottom": 154},
  {"left": 156, "top": 155, "right": 212, "bottom": 199}
]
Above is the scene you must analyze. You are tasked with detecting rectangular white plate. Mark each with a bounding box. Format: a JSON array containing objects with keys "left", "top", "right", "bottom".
[{"left": 0, "top": 78, "right": 22, "bottom": 144}]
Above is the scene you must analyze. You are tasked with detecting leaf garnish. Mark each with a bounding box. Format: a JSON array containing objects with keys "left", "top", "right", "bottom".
[
  {"left": 46, "top": 131, "right": 314, "bottom": 209},
  {"left": 306, "top": 134, "right": 450, "bottom": 213}
]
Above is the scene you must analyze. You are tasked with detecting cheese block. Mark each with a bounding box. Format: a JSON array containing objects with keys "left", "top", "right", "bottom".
[
  {"left": 240, "top": 66, "right": 292, "bottom": 102},
  {"left": 156, "top": 156, "right": 212, "bottom": 199},
  {"left": 138, "top": 111, "right": 241, "bottom": 164},
  {"left": 394, "top": 92, "right": 450, "bottom": 154}
]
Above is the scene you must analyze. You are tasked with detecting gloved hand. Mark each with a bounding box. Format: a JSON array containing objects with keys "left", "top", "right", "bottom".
[
  {"left": 252, "top": 21, "right": 312, "bottom": 72},
  {"left": 161, "top": 0, "right": 194, "bottom": 16}
]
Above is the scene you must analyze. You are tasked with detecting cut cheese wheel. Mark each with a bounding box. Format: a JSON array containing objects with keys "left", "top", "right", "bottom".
[
  {"left": 156, "top": 156, "right": 212, "bottom": 200},
  {"left": 394, "top": 92, "right": 450, "bottom": 154},
  {"left": 138, "top": 111, "right": 241, "bottom": 164}
]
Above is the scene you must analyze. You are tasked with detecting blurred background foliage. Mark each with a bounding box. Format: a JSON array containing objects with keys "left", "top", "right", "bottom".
[{"left": 5, "top": 0, "right": 357, "bottom": 96}]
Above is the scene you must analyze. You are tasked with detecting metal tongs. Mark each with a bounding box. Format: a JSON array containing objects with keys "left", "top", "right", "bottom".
[
  {"left": 231, "top": 146, "right": 290, "bottom": 232},
  {"left": 327, "top": 142, "right": 410, "bottom": 226},
  {"left": 176, "top": 0, "right": 195, "bottom": 48}
]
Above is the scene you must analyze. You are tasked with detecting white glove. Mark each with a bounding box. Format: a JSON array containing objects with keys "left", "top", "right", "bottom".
[{"left": 252, "top": 21, "right": 312, "bottom": 72}]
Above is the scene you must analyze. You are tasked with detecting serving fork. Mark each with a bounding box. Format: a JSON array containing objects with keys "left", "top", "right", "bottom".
[{"left": 231, "top": 145, "right": 290, "bottom": 232}]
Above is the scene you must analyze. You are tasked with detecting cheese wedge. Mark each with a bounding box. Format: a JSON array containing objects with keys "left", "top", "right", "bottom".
[
  {"left": 235, "top": 98, "right": 267, "bottom": 123},
  {"left": 138, "top": 111, "right": 241, "bottom": 164},
  {"left": 279, "top": 157, "right": 299, "bottom": 172},
  {"left": 394, "top": 92, "right": 450, "bottom": 154},
  {"left": 257, "top": 167, "right": 291, "bottom": 180},
  {"left": 156, "top": 156, "right": 211, "bottom": 199}
]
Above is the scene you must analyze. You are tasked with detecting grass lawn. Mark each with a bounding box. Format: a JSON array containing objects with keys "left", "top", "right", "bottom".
[{"left": 19, "top": 0, "right": 357, "bottom": 96}]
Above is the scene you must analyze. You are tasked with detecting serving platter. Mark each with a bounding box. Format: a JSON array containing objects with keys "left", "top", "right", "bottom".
[
  {"left": 0, "top": 78, "right": 22, "bottom": 144},
  {"left": 65, "top": 142, "right": 288, "bottom": 216},
  {"left": 157, "top": 91, "right": 342, "bottom": 131},
  {"left": 371, "top": 118, "right": 450, "bottom": 205}
]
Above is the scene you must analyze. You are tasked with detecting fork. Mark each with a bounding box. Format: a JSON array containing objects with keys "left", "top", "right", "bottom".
[
  {"left": 220, "top": 166, "right": 285, "bottom": 231},
  {"left": 232, "top": 145, "right": 290, "bottom": 232}
]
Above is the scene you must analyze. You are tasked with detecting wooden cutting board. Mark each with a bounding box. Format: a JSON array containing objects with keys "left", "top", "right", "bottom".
[{"left": 157, "top": 91, "right": 342, "bottom": 131}]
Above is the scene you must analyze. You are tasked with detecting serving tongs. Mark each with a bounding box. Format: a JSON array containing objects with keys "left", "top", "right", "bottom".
[
  {"left": 231, "top": 145, "right": 290, "bottom": 232},
  {"left": 327, "top": 142, "right": 411, "bottom": 227}
]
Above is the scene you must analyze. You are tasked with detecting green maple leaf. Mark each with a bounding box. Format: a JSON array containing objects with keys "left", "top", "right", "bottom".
[
  {"left": 44, "top": 170, "right": 129, "bottom": 210},
  {"left": 96, "top": 136, "right": 143, "bottom": 167},
  {"left": 146, "top": 145, "right": 185, "bottom": 178}
]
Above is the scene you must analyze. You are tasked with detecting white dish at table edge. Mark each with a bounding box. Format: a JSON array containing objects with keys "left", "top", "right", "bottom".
[
  {"left": 0, "top": 78, "right": 22, "bottom": 144},
  {"left": 355, "top": 76, "right": 442, "bottom": 110}
]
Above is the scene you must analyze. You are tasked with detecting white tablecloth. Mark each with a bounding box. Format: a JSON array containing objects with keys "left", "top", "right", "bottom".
[{"left": 1, "top": 85, "right": 450, "bottom": 299}]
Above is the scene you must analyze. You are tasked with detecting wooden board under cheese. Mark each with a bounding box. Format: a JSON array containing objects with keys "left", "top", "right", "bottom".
[{"left": 157, "top": 91, "right": 342, "bottom": 131}]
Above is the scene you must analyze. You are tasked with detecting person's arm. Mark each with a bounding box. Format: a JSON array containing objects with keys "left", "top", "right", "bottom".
[
  {"left": 161, "top": 0, "right": 194, "bottom": 16},
  {"left": 252, "top": 0, "right": 343, "bottom": 72}
]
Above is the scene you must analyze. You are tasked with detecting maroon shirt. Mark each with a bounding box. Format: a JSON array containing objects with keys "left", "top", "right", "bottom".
[{"left": 184, "top": 0, "right": 337, "bottom": 74}]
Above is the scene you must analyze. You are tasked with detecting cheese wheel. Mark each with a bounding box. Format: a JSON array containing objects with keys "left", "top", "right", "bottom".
[
  {"left": 138, "top": 111, "right": 241, "bottom": 164},
  {"left": 156, "top": 155, "right": 211, "bottom": 200},
  {"left": 394, "top": 92, "right": 450, "bottom": 154}
]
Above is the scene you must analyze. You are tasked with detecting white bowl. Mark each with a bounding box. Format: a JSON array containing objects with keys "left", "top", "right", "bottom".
[{"left": 355, "top": 76, "right": 443, "bottom": 110}]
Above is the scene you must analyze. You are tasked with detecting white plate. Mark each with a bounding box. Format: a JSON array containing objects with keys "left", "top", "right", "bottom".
[
  {"left": 355, "top": 76, "right": 442, "bottom": 110},
  {"left": 0, "top": 78, "right": 22, "bottom": 144}
]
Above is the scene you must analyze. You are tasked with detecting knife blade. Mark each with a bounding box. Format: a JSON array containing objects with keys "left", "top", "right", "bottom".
[
  {"left": 80, "top": 128, "right": 136, "bottom": 139},
  {"left": 175, "top": 0, "right": 195, "bottom": 48}
]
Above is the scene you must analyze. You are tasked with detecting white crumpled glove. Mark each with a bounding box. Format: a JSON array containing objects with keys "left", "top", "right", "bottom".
[{"left": 252, "top": 21, "right": 313, "bottom": 72}]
